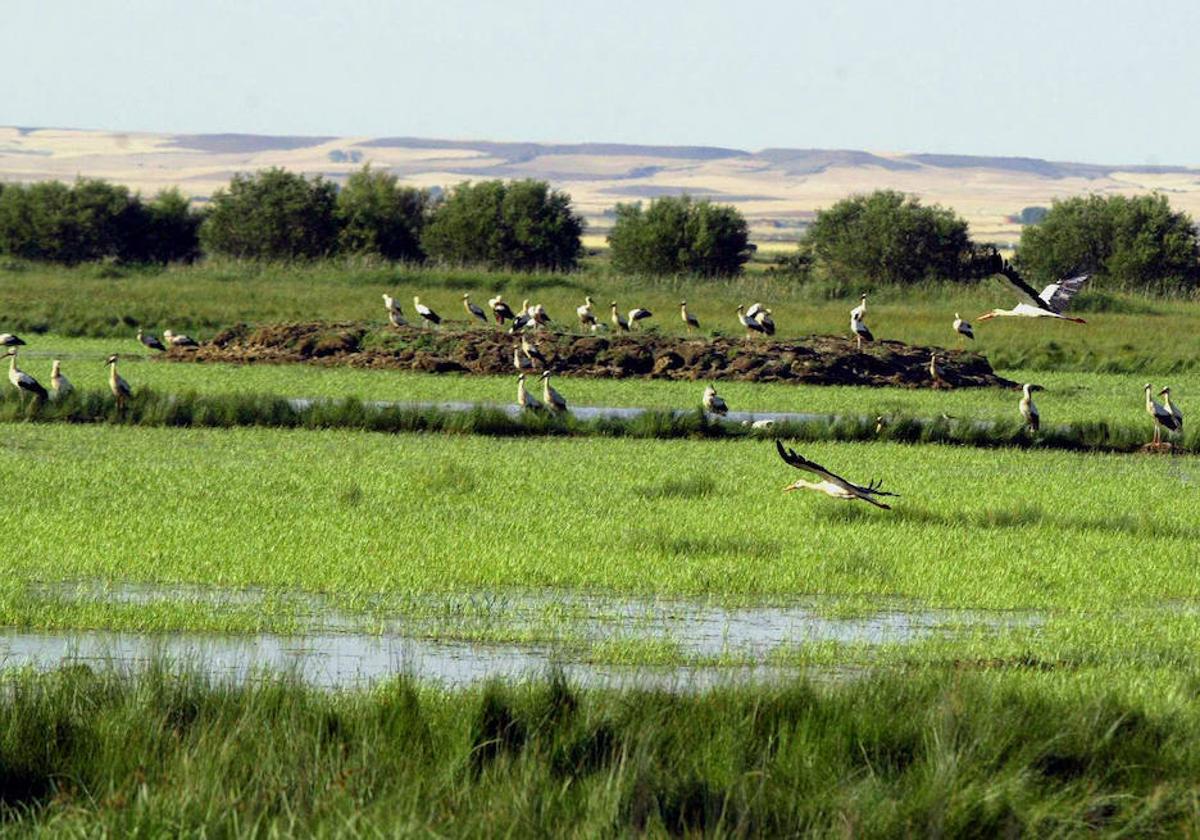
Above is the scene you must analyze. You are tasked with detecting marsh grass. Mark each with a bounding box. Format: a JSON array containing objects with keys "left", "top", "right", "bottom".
[{"left": 1, "top": 665, "right": 1199, "bottom": 834}]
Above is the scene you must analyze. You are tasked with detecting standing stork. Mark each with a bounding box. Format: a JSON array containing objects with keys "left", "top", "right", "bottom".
[
  {"left": 521, "top": 334, "right": 547, "bottom": 368},
  {"left": 1145, "top": 383, "right": 1179, "bottom": 446},
  {"left": 1160, "top": 387, "right": 1184, "bottom": 440},
  {"left": 850, "top": 293, "right": 868, "bottom": 322},
  {"left": 978, "top": 265, "right": 1089, "bottom": 323},
  {"left": 610, "top": 302, "right": 630, "bottom": 332},
  {"left": 1019, "top": 383, "right": 1040, "bottom": 434},
  {"left": 929, "top": 353, "right": 946, "bottom": 388},
  {"left": 952, "top": 313, "right": 974, "bottom": 343},
  {"left": 530, "top": 303, "right": 552, "bottom": 328},
  {"left": 163, "top": 329, "right": 199, "bottom": 348},
  {"left": 489, "top": 295, "right": 516, "bottom": 325},
  {"left": 776, "top": 440, "right": 897, "bottom": 509},
  {"left": 576, "top": 296, "right": 597, "bottom": 329},
  {"left": 754, "top": 307, "right": 776, "bottom": 336},
  {"left": 628, "top": 306, "right": 653, "bottom": 329},
  {"left": 702, "top": 384, "right": 728, "bottom": 416},
  {"left": 737, "top": 305, "right": 768, "bottom": 339},
  {"left": 413, "top": 296, "right": 441, "bottom": 328},
  {"left": 106, "top": 354, "right": 132, "bottom": 410},
  {"left": 541, "top": 370, "right": 567, "bottom": 413},
  {"left": 680, "top": 300, "right": 700, "bottom": 333},
  {"left": 513, "top": 345, "right": 533, "bottom": 372},
  {"left": 382, "top": 294, "right": 407, "bottom": 328},
  {"left": 851, "top": 312, "right": 873, "bottom": 351},
  {"left": 50, "top": 360, "right": 72, "bottom": 399},
  {"left": 5, "top": 350, "right": 47, "bottom": 404},
  {"left": 516, "top": 373, "right": 542, "bottom": 411},
  {"left": 462, "top": 294, "right": 488, "bottom": 324},
  {"left": 137, "top": 329, "right": 166, "bottom": 352},
  {"left": 0, "top": 334, "right": 26, "bottom": 347}
]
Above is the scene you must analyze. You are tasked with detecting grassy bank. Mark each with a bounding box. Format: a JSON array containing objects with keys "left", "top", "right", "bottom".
[
  {"left": 1, "top": 665, "right": 1199, "bottom": 834},
  {"left": 2, "top": 260, "right": 1198, "bottom": 373}
]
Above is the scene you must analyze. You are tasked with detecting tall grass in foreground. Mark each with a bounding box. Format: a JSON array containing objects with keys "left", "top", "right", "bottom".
[
  {"left": 0, "top": 665, "right": 1196, "bottom": 834},
  {"left": 0, "top": 387, "right": 1185, "bottom": 454}
]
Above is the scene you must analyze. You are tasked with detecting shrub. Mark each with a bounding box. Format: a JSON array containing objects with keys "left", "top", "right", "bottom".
[
  {"left": 200, "top": 168, "right": 339, "bottom": 260},
  {"left": 336, "top": 165, "right": 431, "bottom": 261},
  {"left": 607, "top": 196, "right": 751, "bottom": 276}
]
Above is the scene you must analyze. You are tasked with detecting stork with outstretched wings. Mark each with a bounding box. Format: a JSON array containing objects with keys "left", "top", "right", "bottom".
[
  {"left": 978, "top": 262, "right": 1090, "bottom": 323},
  {"left": 775, "top": 441, "right": 898, "bottom": 510}
]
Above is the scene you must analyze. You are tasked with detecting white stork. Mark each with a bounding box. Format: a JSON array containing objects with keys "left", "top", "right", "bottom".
[
  {"left": 929, "top": 353, "right": 946, "bottom": 388},
  {"left": 413, "top": 296, "right": 441, "bottom": 328},
  {"left": 137, "top": 328, "right": 166, "bottom": 352},
  {"left": 382, "top": 294, "right": 407, "bottom": 327},
  {"left": 489, "top": 295, "right": 516, "bottom": 325},
  {"left": 680, "top": 301, "right": 700, "bottom": 333},
  {"left": 754, "top": 307, "right": 776, "bottom": 336},
  {"left": 516, "top": 373, "right": 542, "bottom": 411},
  {"left": 850, "top": 293, "right": 867, "bottom": 322},
  {"left": 576, "top": 296, "right": 597, "bottom": 329},
  {"left": 953, "top": 313, "right": 974, "bottom": 342},
  {"left": 737, "top": 305, "right": 767, "bottom": 339},
  {"left": 50, "top": 360, "right": 72, "bottom": 399},
  {"left": 5, "top": 350, "right": 47, "bottom": 403},
  {"left": 0, "top": 334, "right": 26, "bottom": 347},
  {"left": 702, "top": 384, "right": 728, "bottom": 416},
  {"left": 610, "top": 302, "right": 630, "bottom": 332},
  {"left": 462, "top": 294, "right": 488, "bottom": 324},
  {"left": 628, "top": 306, "right": 653, "bottom": 329},
  {"left": 1160, "top": 387, "right": 1184, "bottom": 439},
  {"left": 521, "top": 334, "right": 546, "bottom": 368},
  {"left": 530, "top": 303, "right": 552, "bottom": 328},
  {"left": 850, "top": 312, "right": 873, "bottom": 350},
  {"left": 163, "top": 329, "right": 199, "bottom": 348},
  {"left": 978, "top": 265, "right": 1089, "bottom": 323},
  {"left": 541, "top": 370, "right": 567, "bottom": 413},
  {"left": 1145, "top": 383, "right": 1179, "bottom": 445},
  {"left": 776, "top": 440, "right": 897, "bottom": 510},
  {"left": 106, "top": 354, "right": 132, "bottom": 409},
  {"left": 1019, "top": 383, "right": 1040, "bottom": 433},
  {"left": 513, "top": 346, "right": 533, "bottom": 372}
]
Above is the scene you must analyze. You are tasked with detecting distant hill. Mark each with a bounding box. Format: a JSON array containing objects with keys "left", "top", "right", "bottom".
[{"left": 3, "top": 126, "right": 1199, "bottom": 245}]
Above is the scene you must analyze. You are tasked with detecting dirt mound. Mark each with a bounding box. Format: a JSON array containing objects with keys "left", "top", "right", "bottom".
[{"left": 179, "top": 322, "right": 1017, "bottom": 389}]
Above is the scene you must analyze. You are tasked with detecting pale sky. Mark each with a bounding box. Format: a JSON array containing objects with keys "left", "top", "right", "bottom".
[{"left": 4, "top": 0, "right": 1197, "bottom": 164}]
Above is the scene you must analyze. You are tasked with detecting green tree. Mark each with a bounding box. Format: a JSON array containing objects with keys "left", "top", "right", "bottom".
[
  {"left": 200, "top": 168, "right": 339, "bottom": 260},
  {"left": 336, "top": 165, "right": 430, "bottom": 261},
  {"left": 421, "top": 179, "right": 584, "bottom": 271},
  {"left": 801, "top": 190, "right": 973, "bottom": 285},
  {"left": 1016, "top": 194, "right": 1200, "bottom": 291},
  {"left": 0, "top": 179, "right": 147, "bottom": 263},
  {"left": 140, "top": 188, "right": 203, "bottom": 263},
  {"left": 607, "top": 196, "right": 752, "bottom": 277}
]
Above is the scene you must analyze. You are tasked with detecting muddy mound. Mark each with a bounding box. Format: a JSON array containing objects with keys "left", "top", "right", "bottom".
[{"left": 180, "top": 322, "right": 1016, "bottom": 388}]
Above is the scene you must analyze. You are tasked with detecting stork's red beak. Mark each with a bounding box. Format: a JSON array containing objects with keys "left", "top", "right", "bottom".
[
  {"left": 976, "top": 313, "right": 996, "bottom": 322},
  {"left": 783, "top": 484, "right": 797, "bottom": 492}
]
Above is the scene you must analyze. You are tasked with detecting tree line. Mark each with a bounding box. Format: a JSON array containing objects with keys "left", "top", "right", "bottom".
[{"left": 1, "top": 167, "right": 1197, "bottom": 292}]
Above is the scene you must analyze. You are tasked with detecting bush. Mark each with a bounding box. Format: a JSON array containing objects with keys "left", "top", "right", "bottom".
[
  {"left": 1016, "top": 194, "right": 1200, "bottom": 292},
  {"left": 336, "top": 165, "right": 431, "bottom": 261},
  {"left": 606, "top": 196, "right": 751, "bottom": 276},
  {"left": 200, "top": 168, "right": 339, "bottom": 260},
  {"left": 800, "top": 190, "right": 973, "bottom": 285},
  {"left": 421, "top": 179, "right": 583, "bottom": 271}
]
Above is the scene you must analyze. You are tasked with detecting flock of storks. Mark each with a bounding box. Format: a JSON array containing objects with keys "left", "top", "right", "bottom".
[{"left": 0, "top": 264, "right": 1184, "bottom": 512}]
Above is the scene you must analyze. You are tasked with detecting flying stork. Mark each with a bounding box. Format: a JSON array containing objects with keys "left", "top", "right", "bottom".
[
  {"left": 1145, "top": 383, "right": 1180, "bottom": 446},
  {"left": 516, "top": 373, "right": 542, "bottom": 411},
  {"left": 382, "top": 294, "right": 407, "bottom": 327},
  {"left": 462, "top": 294, "right": 488, "bottom": 324},
  {"left": 953, "top": 313, "right": 974, "bottom": 342},
  {"left": 776, "top": 440, "right": 897, "bottom": 509},
  {"left": 1019, "top": 383, "right": 1040, "bottom": 433},
  {"left": 0, "top": 334, "right": 26, "bottom": 347},
  {"left": 978, "top": 265, "right": 1089, "bottom": 323},
  {"left": 680, "top": 300, "right": 700, "bottom": 333},
  {"left": 50, "top": 360, "right": 72, "bottom": 399},
  {"left": 702, "top": 384, "right": 728, "bottom": 416},
  {"left": 163, "top": 329, "right": 199, "bottom": 348},
  {"left": 737, "top": 305, "right": 767, "bottom": 339},
  {"left": 610, "top": 302, "right": 630, "bottom": 332},
  {"left": 628, "top": 306, "right": 653, "bottom": 329},
  {"left": 577, "top": 296, "right": 597, "bottom": 329},
  {"left": 5, "top": 350, "right": 47, "bottom": 403},
  {"left": 1160, "top": 387, "right": 1184, "bottom": 439},
  {"left": 137, "top": 328, "right": 166, "bottom": 352},
  {"left": 413, "top": 296, "right": 441, "bottom": 328},
  {"left": 541, "top": 370, "right": 567, "bottom": 412},
  {"left": 489, "top": 295, "right": 516, "bottom": 325},
  {"left": 106, "top": 354, "right": 132, "bottom": 409},
  {"left": 851, "top": 312, "right": 873, "bottom": 350}
]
